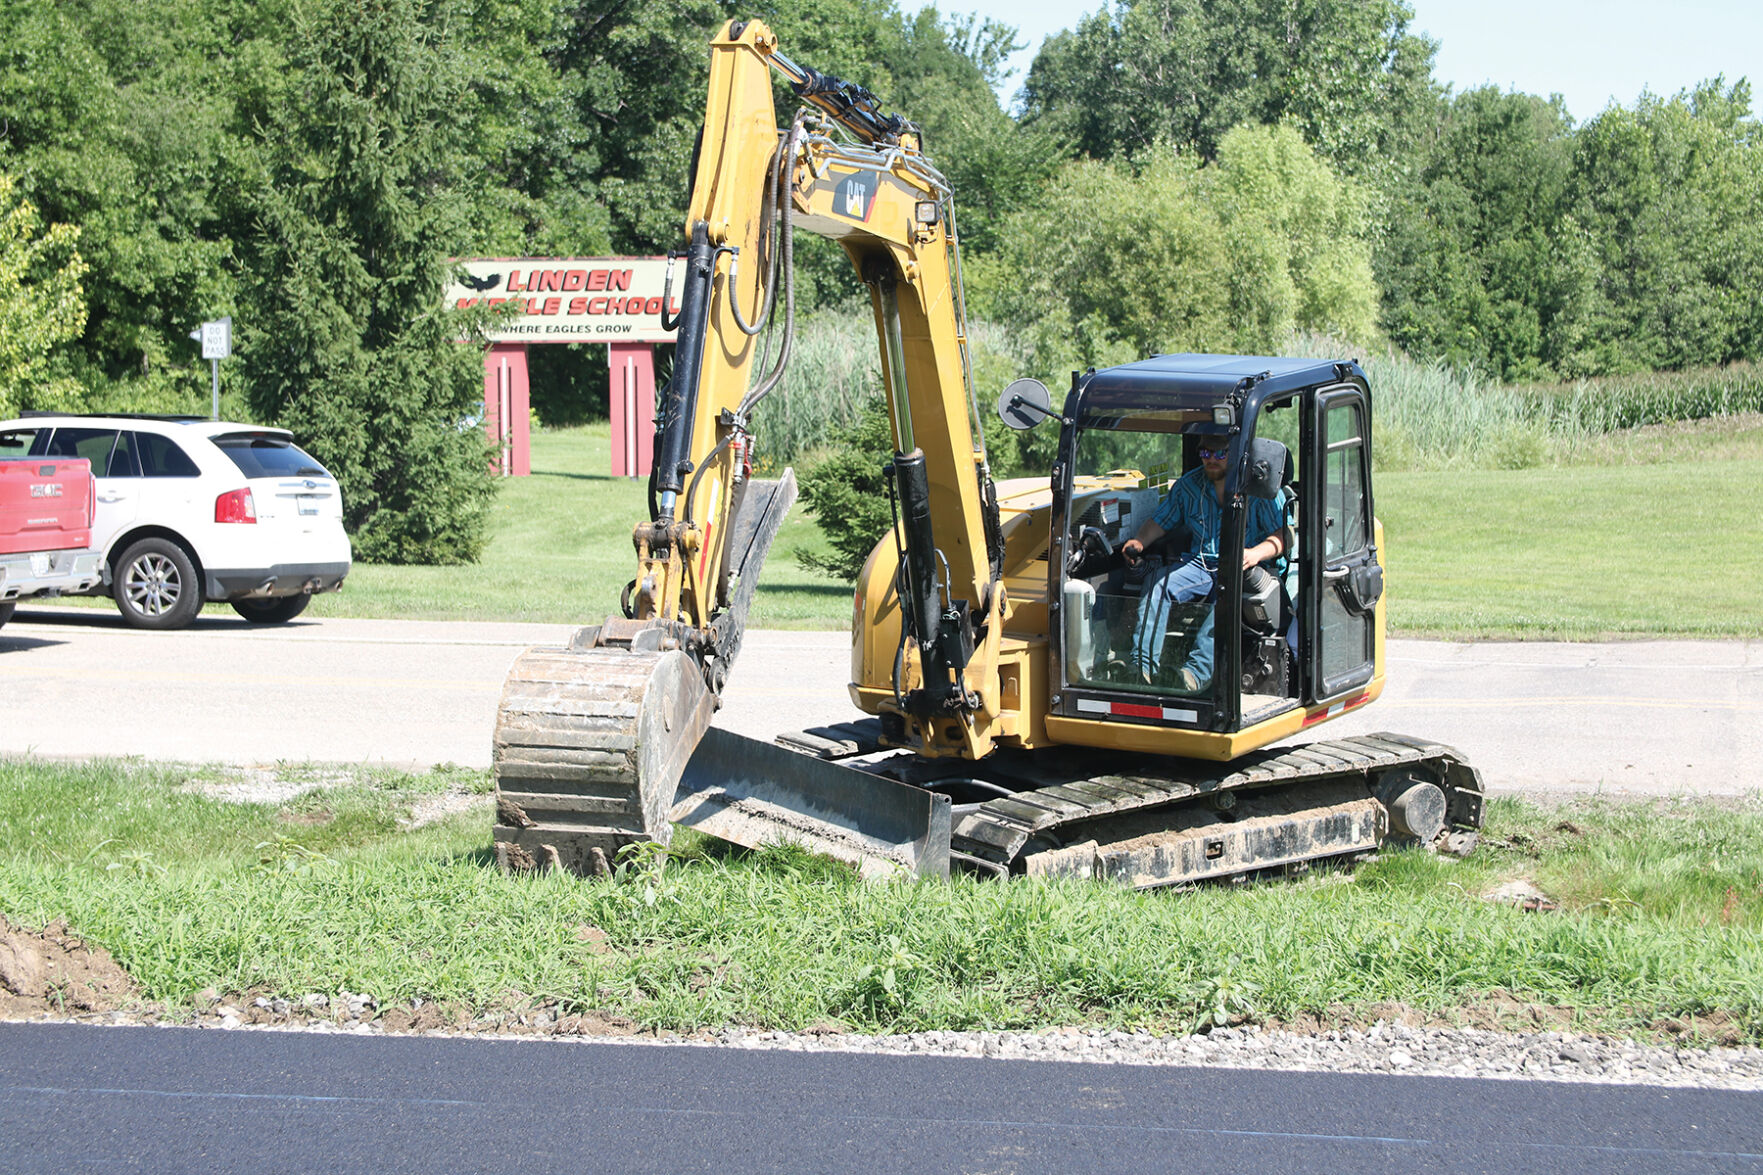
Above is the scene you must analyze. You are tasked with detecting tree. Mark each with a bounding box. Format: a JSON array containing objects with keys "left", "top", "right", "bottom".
[
  {"left": 1563, "top": 79, "right": 1763, "bottom": 373},
  {"left": 968, "top": 127, "right": 1378, "bottom": 379},
  {"left": 237, "top": 0, "right": 496, "bottom": 563},
  {"left": 0, "top": 0, "right": 242, "bottom": 411},
  {"left": 1019, "top": 0, "right": 1437, "bottom": 172},
  {"left": 1210, "top": 123, "right": 1378, "bottom": 351},
  {"left": 1376, "top": 86, "right": 1578, "bottom": 380},
  {"left": 0, "top": 174, "right": 87, "bottom": 414}
]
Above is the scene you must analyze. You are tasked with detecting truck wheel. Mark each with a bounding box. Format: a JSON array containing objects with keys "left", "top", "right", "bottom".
[
  {"left": 113, "top": 538, "right": 203, "bottom": 630},
  {"left": 231, "top": 595, "right": 310, "bottom": 624},
  {"left": 0, "top": 601, "right": 13, "bottom": 630}
]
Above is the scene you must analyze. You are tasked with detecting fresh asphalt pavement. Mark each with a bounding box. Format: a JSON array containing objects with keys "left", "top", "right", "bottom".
[
  {"left": 3, "top": 1021, "right": 1759, "bottom": 1175},
  {"left": 3, "top": 604, "right": 1758, "bottom": 793}
]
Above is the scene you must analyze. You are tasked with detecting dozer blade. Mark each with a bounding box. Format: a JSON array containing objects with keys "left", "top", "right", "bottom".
[
  {"left": 493, "top": 644, "right": 716, "bottom": 874},
  {"left": 671, "top": 727, "right": 952, "bottom": 880}
]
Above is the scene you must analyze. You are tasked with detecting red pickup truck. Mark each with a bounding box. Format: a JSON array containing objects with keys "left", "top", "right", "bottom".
[{"left": 0, "top": 457, "right": 102, "bottom": 629}]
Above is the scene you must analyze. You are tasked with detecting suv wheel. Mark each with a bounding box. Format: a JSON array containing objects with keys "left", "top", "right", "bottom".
[
  {"left": 230, "top": 595, "right": 311, "bottom": 624},
  {"left": 113, "top": 538, "right": 203, "bottom": 630}
]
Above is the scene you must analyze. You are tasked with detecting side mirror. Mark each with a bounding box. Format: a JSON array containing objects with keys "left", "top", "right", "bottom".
[
  {"left": 1244, "top": 437, "right": 1293, "bottom": 500},
  {"left": 997, "top": 378, "right": 1054, "bottom": 431}
]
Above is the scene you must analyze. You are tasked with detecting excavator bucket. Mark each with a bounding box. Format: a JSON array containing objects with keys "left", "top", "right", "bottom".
[
  {"left": 671, "top": 727, "right": 951, "bottom": 879},
  {"left": 496, "top": 474, "right": 927, "bottom": 877},
  {"left": 493, "top": 642, "right": 716, "bottom": 873}
]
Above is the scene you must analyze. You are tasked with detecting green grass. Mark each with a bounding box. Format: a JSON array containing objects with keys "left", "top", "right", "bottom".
[
  {"left": 1379, "top": 428, "right": 1763, "bottom": 638},
  {"left": 3, "top": 757, "right": 1759, "bottom": 1040},
  {"left": 309, "top": 423, "right": 848, "bottom": 629},
  {"left": 301, "top": 412, "right": 1763, "bottom": 636},
  {"left": 22, "top": 406, "right": 1758, "bottom": 639}
]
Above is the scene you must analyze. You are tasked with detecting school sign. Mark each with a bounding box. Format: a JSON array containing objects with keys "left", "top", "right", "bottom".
[
  {"left": 451, "top": 258, "right": 671, "bottom": 479},
  {"left": 446, "top": 258, "right": 678, "bottom": 344}
]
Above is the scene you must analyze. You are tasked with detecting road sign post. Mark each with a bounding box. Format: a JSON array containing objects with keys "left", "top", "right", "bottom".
[{"left": 189, "top": 317, "right": 233, "bottom": 419}]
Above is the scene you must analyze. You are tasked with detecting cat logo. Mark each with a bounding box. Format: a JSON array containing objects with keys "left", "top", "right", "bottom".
[{"left": 832, "top": 170, "right": 880, "bottom": 222}]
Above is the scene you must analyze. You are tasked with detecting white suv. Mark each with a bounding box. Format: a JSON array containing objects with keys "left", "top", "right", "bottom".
[{"left": 0, "top": 414, "right": 351, "bottom": 629}]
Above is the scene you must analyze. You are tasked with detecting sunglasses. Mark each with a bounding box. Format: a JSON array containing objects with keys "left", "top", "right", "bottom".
[{"left": 1197, "top": 444, "right": 1230, "bottom": 459}]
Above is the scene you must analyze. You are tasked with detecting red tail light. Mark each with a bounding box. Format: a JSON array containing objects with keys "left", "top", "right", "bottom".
[{"left": 215, "top": 487, "right": 257, "bottom": 524}]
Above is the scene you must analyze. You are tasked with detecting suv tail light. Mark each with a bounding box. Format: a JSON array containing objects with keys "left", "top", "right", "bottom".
[{"left": 215, "top": 487, "right": 257, "bottom": 524}]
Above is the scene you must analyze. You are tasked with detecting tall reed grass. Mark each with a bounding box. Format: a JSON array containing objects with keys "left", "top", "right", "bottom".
[
  {"left": 1516, "top": 365, "right": 1763, "bottom": 432},
  {"left": 746, "top": 315, "right": 1758, "bottom": 475},
  {"left": 1286, "top": 335, "right": 1762, "bottom": 471},
  {"left": 745, "top": 312, "right": 1032, "bottom": 468}
]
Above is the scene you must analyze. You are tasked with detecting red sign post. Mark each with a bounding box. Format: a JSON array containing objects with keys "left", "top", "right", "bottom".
[
  {"left": 447, "top": 258, "right": 678, "bottom": 479},
  {"left": 483, "top": 343, "right": 530, "bottom": 477},
  {"left": 609, "top": 342, "right": 657, "bottom": 478}
]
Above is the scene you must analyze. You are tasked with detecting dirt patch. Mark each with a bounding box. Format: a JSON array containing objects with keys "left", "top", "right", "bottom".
[
  {"left": 1482, "top": 877, "right": 1559, "bottom": 912},
  {"left": 1657, "top": 1010, "right": 1748, "bottom": 1048},
  {"left": 0, "top": 916, "right": 140, "bottom": 1018}
]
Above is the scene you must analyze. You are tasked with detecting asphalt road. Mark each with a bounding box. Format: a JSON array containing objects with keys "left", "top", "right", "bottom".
[
  {"left": 3, "top": 1022, "right": 1758, "bottom": 1174},
  {"left": 3, "top": 605, "right": 1758, "bottom": 793}
]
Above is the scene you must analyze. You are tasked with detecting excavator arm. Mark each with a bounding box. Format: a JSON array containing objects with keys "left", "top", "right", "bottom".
[{"left": 491, "top": 20, "right": 1005, "bottom": 875}]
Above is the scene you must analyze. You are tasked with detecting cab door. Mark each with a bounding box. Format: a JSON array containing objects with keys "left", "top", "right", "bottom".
[{"left": 1304, "top": 386, "right": 1381, "bottom": 701}]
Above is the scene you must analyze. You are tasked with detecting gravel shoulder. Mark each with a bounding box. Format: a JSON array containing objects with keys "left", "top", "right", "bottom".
[
  {"left": 5, "top": 915, "right": 1759, "bottom": 1091},
  {"left": 17, "top": 1005, "right": 1763, "bottom": 1092}
]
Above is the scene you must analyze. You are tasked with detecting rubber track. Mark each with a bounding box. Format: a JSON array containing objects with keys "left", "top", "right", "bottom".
[{"left": 949, "top": 732, "right": 1482, "bottom": 868}]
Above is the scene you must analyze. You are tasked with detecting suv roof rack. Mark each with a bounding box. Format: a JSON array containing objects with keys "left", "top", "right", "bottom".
[{"left": 18, "top": 411, "right": 215, "bottom": 422}]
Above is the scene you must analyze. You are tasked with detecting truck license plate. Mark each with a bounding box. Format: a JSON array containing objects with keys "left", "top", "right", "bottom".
[{"left": 30, "top": 553, "right": 51, "bottom": 577}]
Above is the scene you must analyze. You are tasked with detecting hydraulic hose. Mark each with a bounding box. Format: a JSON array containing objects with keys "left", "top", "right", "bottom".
[
  {"left": 738, "top": 111, "right": 808, "bottom": 417},
  {"left": 727, "top": 140, "right": 785, "bottom": 338}
]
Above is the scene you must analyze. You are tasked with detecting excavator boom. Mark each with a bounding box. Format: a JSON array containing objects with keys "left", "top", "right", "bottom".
[{"left": 492, "top": 20, "right": 997, "bottom": 874}]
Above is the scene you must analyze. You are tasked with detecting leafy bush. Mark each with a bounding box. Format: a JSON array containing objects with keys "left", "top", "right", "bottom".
[
  {"left": 787, "top": 310, "right": 1044, "bottom": 581},
  {"left": 795, "top": 396, "right": 895, "bottom": 581},
  {"left": 0, "top": 175, "right": 87, "bottom": 416}
]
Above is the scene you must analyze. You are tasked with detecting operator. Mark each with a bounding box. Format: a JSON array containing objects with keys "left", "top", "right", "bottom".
[{"left": 1120, "top": 438, "right": 1286, "bottom": 691}]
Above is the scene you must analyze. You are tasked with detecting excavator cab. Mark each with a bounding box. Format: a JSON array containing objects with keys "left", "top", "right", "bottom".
[{"left": 1036, "top": 354, "right": 1386, "bottom": 758}]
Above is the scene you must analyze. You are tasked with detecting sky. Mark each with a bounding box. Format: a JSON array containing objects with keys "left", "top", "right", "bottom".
[{"left": 934, "top": 0, "right": 1763, "bottom": 122}]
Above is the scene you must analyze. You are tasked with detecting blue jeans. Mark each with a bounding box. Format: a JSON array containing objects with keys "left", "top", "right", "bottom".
[{"left": 1130, "top": 555, "right": 1217, "bottom": 685}]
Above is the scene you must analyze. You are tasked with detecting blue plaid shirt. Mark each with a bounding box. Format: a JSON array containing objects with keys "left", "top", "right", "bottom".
[{"left": 1152, "top": 467, "right": 1287, "bottom": 574}]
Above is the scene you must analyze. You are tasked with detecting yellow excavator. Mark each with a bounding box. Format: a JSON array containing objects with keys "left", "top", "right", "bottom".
[{"left": 490, "top": 20, "right": 1482, "bottom": 885}]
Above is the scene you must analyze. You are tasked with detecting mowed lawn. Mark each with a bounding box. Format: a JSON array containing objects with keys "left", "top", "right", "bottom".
[
  {"left": 312, "top": 424, "right": 850, "bottom": 629},
  {"left": 1379, "top": 451, "right": 1763, "bottom": 639},
  {"left": 205, "top": 413, "right": 1758, "bottom": 639}
]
